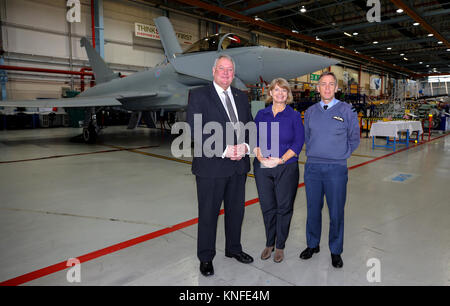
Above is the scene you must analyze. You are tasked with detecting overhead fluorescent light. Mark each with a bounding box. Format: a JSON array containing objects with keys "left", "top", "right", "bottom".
[
  {"left": 396, "top": 9, "right": 403, "bottom": 13},
  {"left": 427, "top": 33, "right": 434, "bottom": 37},
  {"left": 387, "top": 47, "right": 392, "bottom": 50},
  {"left": 413, "top": 22, "right": 420, "bottom": 26},
  {"left": 352, "top": 32, "right": 358, "bottom": 36},
  {"left": 344, "top": 32, "right": 352, "bottom": 37},
  {"left": 300, "top": 6, "right": 306, "bottom": 13},
  {"left": 373, "top": 41, "right": 378, "bottom": 44},
  {"left": 291, "top": 29, "right": 299, "bottom": 34}
]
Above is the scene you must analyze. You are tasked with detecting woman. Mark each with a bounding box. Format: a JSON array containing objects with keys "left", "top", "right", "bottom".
[{"left": 253, "top": 78, "right": 305, "bottom": 263}]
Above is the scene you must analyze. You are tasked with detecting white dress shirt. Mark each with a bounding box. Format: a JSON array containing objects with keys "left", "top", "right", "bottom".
[
  {"left": 213, "top": 81, "right": 239, "bottom": 122},
  {"left": 212, "top": 81, "right": 249, "bottom": 158}
]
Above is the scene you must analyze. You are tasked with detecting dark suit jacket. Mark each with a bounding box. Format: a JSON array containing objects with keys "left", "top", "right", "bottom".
[{"left": 187, "top": 83, "right": 252, "bottom": 178}]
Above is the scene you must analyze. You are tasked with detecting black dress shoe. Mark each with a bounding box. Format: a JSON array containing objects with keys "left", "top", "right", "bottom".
[
  {"left": 225, "top": 251, "right": 254, "bottom": 264},
  {"left": 200, "top": 261, "right": 214, "bottom": 276},
  {"left": 299, "top": 246, "right": 320, "bottom": 260},
  {"left": 331, "top": 254, "right": 343, "bottom": 268}
]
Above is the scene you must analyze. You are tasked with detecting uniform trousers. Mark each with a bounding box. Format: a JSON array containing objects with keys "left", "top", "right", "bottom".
[
  {"left": 304, "top": 163, "right": 348, "bottom": 255},
  {"left": 254, "top": 161, "right": 299, "bottom": 250}
]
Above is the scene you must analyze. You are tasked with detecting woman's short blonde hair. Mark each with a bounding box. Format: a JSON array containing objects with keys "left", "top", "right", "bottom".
[{"left": 266, "top": 78, "right": 294, "bottom": 104}]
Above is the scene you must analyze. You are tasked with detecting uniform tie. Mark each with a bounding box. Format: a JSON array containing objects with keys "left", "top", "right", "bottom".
[{"left": 323, "top": 105, "right": 328, "bottom": 110}]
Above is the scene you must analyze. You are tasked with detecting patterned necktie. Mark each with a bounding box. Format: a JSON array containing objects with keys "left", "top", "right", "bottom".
[
  {"left": 323, "top": 105, "right": 328, "bottom": 110},
  {"left": 223, "top": 91, "right": 238, "bottom": 123}
]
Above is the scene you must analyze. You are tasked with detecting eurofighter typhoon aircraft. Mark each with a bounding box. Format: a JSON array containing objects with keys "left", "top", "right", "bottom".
[{"left": 1, "top": 16, "right": 338, "bottom": 143}]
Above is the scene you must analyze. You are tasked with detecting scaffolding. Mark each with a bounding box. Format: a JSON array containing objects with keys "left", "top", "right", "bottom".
[{"left": 382, "top": 80, "right": 419, "bottom": 118}]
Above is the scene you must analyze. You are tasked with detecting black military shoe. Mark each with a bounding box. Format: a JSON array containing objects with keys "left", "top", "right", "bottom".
[
  {"left": 331, "top": 254, "right": 343, "bottom": 268},
  {"left": 299, "top": 246, "right": 320, "bottom": 260}
]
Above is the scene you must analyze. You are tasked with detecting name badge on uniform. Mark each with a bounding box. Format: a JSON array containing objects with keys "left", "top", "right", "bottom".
[{"left": 333, "top": 116, "right": 344, "bottom": 122}]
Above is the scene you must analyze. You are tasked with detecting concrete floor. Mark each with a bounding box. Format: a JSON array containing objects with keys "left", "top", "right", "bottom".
[{"left": 0, "top": 126, "right": 449, "bottom": 286}]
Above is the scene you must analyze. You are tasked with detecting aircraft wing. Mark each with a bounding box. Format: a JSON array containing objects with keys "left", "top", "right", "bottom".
[
  {"left": 0, "top": 92, "right": 159, "bottom": 108},
  {"left": 115, "top": 91, "right": 161, "bottom": 103}
]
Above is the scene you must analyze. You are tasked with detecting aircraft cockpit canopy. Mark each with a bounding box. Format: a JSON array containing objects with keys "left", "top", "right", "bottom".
[{"left": 183, "top": 33, "right": 256, "bottom": 54}]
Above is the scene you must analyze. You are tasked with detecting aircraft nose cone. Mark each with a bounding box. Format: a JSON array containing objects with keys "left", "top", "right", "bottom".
[{"left": 260, "top": 48, "right": 339, "bottom": 82}]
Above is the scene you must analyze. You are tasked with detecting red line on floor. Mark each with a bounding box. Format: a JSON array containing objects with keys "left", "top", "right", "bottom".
[
  {"left": 1, "top": 133, "right": 448, "bottom": 286},
  {"left": 0, "top": 216, "right": 199, "bottom": 286},
  {"left": 349, "top": 133, "right": 449, "bottom": 170}
]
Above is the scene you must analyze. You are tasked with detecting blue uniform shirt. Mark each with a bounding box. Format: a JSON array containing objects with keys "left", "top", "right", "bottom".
[
  {"left": 319, "top": 97, "right": 339, "bottom": 110},
  {"left": 254, "top": 104, "right": 305, "bottom": 165}
]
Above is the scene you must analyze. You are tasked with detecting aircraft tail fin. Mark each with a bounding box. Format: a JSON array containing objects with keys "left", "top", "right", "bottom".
[
  {"left": 154, "top": 16, "right": 182, "bottom": 61},
  {"left": 80, "top": 37, "right": 120, "bottom": 84}
]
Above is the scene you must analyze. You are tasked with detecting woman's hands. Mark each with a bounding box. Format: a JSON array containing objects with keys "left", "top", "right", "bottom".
[
  {"left": 260, "top": 157, "right": 282, "bottom": 168},
  {"left": 254, "top": 147, "right": 283, "bottom": 168}
]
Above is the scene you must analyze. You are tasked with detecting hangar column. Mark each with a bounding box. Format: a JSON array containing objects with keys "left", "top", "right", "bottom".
[
  {"left": 0, "top": 57, "right": 6, "bottom": 102},
  {"left": 92, "top": 0, "right": 105, "bottom": 58},
  {"left": 0, "top": 0, "right": 6, "bottom": 102}
]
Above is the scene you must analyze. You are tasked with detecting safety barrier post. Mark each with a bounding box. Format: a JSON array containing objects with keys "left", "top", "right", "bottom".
[{"left": 428, "top": 114, "right": 432, "bottom": 141}]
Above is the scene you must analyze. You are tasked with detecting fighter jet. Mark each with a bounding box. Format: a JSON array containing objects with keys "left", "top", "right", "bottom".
[{"left": 1, "top": 16, "right": 338, "bottom": 143}]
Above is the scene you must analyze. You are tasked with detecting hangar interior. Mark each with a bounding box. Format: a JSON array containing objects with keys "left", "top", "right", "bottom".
[{"left": 0, "top": 0, "right": 449, "bottom": 286}]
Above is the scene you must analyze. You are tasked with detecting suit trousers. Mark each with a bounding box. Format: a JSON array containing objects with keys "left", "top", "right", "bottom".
[
  {"left": 195, "top": 173, "right": 247, "bottom": 262},
  {"left": 304, "top": 163, "right": 348, "bottom": 255},
  {"left": 254, "top": 161, "right": 299, "bottom": 250}
]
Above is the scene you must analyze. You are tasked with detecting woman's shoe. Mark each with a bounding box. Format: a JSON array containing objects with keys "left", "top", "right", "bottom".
[
  {"left": 274, "top": 249, "right": 284, "bottom": 263},
  {"left": 260, "top": 246, "right": 274, "bottom": 260}
]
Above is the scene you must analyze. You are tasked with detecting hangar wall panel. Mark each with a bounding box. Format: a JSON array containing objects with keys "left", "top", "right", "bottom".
[
  {"left": 3, "top": 0, "right": 74, "bottom": 58},
  {"left": 102, "top": 0, "right": 165, "bottom": 66},
  {"left": 0, "top": 0, "right": 200, "bottom": 100},
  {"left": 6, "top": 81, "right": 65, "bottom": 100}
]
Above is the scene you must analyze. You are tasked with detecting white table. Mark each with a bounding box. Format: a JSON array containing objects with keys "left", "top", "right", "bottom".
[{"left": 369, "top": 120, "right": 423, "bottom": 150}]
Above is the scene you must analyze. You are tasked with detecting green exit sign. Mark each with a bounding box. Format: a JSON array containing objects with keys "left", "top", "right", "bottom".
[{"left": 310, "top": 74, "right": 320, "bottom": 81}]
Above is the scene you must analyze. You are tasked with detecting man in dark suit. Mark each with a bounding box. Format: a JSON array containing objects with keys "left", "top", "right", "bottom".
[{"left": 187, "top": 54, "right": 254, "bottom": 277}]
